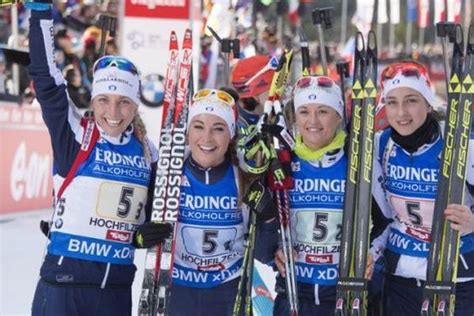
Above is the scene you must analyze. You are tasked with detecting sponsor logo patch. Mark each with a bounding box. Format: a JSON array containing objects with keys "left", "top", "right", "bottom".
[{"left": 106, "top": 229, "right": 132, "bottom": 243}]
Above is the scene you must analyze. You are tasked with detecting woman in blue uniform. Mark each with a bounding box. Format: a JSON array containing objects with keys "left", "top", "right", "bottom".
[
  {"left": 168, "top": 88, "right": 246, "bottom": 315},
  {"left": 255, "top": 75, "right": 378, "bottom": 315},
  {"left": 27, "top": 3, "right": 170, "bottom": 315},
  {"left": 372, "top": 61, "right": 474, "bottom": 316}
]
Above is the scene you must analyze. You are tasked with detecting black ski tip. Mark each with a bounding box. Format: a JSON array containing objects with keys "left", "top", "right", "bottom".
[
  {"left": 355, "top": 32, "right": 365, "bottom": 54},
  {"left": 367, "top": 30, "right": 377, "bottom": 50},
  {"left": 468, "top": 25, "right": 474, "bottom": 51},
  {"left": 447, "top": 24, "right": 463, "bottom": 46}
]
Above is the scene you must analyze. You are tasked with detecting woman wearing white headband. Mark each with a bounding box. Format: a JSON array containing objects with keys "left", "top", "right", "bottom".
[
  {"left": 254, "top": 75, "right": 382, "bottom": 315},
  {"left": 27, "top": 3, "right": 171, "bottom": 315},
  {"left": 156, "top": 88, "right": 248, "bottom": 315},
  {"left": 372, "top": 61, "right": 474, "bottom": 315}
]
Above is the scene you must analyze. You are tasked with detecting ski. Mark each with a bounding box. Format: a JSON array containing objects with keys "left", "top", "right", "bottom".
[
  {"left": 138, "top": 29, "right": 193, "bottom": 316},
  {"left": 336, "top": 30, "right": 378, "bottom": 316},
  {"left": 138, "top": 30, "right": 179, "bottom": 316},
  {"left": 252, "top": 266, "right": 275, "bottom": 316},
  {"left": 421, "top": 24, "right": 474, "bottom": 316}
]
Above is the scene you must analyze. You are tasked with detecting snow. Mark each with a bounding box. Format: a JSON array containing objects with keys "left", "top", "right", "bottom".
[{"left": 1, "top": 209, "right": 277, "bottom": 316}]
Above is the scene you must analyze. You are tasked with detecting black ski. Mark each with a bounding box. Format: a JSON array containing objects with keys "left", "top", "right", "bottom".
[
  {"left": 421, "top": 24, "right": 474, "bottom": 316},
  {"left": 336, "top": 30, "right": 378, "bottom": 316}
]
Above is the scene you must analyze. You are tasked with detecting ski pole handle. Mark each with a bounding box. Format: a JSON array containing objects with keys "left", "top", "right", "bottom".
[
  {"left": 299, "top": 27, "right": 310, "bottom": 76},
  {"left": 312, "top": 7, "right": 333, "bottom": 76},
  {"left": 312, "top": 7, "right": 333, "bottom": 29},
  {"left": 98, "top": 14, "right": 117, "bottom": 57}
]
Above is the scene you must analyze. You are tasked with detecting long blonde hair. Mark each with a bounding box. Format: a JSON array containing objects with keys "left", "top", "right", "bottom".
[{"left": 132, "top": 114, "right": 152, "bottom": 162}]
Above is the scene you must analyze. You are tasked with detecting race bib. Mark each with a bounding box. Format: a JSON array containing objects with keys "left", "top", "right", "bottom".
[
  {"left": 181, "top": 226, "right": 238, "bottom": 257},
  {"left": 294, "top": 209, "right": 343, "bottom": 246},
  {"left": 389, "top": 195, "right": 434, "bottom": 230},
  {"left": 96, "top": 182, "right": 147, "bottom": 223}
]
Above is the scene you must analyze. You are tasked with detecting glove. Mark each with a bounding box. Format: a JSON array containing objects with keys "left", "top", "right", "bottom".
[
  {"left": 268, "top": 149, "right": 294, "bottom": 191},
  {"left": 40, "top": 220, "right": 51, "bottom": 238},
  {"left": 244, "top": 179, "right": 277, "bottom": 224},
  {"left": 134, "top": 222, "right": 173, "bottom": 248},
  {"left": 24, "top": 0, "right": 52, "bottom": 11}
]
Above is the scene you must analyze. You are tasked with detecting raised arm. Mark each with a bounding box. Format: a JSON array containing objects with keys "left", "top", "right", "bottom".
[{"left": 28, "top": 6, "right": 82, "bottom": 177}]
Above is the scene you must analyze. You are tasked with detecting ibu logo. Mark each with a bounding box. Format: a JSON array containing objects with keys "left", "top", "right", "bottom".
[{"left": 108, "top": 85, "right": 117, "bottom": 91}]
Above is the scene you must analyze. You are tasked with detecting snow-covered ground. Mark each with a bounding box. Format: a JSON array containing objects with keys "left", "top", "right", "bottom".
[{"left": 0, "top": 209, "right": 276, "bottom": 316}]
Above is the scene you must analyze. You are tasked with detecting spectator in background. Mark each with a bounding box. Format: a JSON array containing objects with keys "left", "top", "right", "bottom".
[
  {"left": 54, "top": 29, "right": 80, "bottom": 69},
  {"left": 236, "top": 27, "right": 256, "bottom": 59},
  {"left": 80, "top": 35, "right": 98, "bottom": 89},
  {"left": 105, "top": 39, "right": 118, "bottom": 56},
  {"left": 63, "top": 64, "right": 90, "bottom": 109}
]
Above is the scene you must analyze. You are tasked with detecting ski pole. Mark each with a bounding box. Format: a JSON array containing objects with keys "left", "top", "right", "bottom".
[
  {"left": 298, "top": 27, "right": 310, "bottom": 76},
  {"left": 312, "top": 7, "right": 333, "bottom": 76},
  {"left": 206, "top": 26, "right": 240, "bottom": 87},
  {"left": 98, "top": 14, "right": 117, "bottom": 57}
]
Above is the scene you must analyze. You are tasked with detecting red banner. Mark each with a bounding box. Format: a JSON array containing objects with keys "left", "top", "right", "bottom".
[
  {"left": 125, "top": 0, "right": 190, "bottom": 19},
  {"left": 0, "top": 103, "right": 53, "bottom": 214}
]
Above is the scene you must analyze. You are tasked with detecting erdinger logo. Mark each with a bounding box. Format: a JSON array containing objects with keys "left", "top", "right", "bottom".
[
  {"left": 308, "top": 94, "right": 317, "bottom": 100},
  {"left": 306, "top": 254, "right": 333, "bottom": 264},
  {"left": 106, "top": 229, "right": 132, "bottom": 243},
  {"left": 108, "top": 85, "right": 118, "bottom": 91},
  {"left": 205, "top": 106, "right": 214, "bottom": 112}
]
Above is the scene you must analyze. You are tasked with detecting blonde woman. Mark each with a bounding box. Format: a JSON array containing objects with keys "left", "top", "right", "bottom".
[{"left": 27, "top": 3, "right": 170, "bottom": 315}]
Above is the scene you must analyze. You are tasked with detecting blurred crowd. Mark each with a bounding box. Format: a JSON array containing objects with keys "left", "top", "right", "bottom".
[
  {"left": 0, "top": 0, "right": 118, "bottom": 107},
  {"left": 0, "top": 0, "right": 449, "bottom": 109}
]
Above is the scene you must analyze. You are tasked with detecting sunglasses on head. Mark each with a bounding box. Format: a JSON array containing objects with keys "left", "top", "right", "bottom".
[
  {"left": 295, "top": 76, "right": 334, "bottom": 90},
  {"left": 193, "top": 88, "right": 236, "bottom": 107},
  {"left": 93, "top": 56, "right": 139, "bottom": 76},
  {"left": 381, "top": 61, "right": 429, "bottom": 88}
]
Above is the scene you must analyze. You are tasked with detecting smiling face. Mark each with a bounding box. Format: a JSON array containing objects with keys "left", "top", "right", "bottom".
[
  {"left": 91, "top": 94, "right": 137, "bottom": 137},
  {"left": 187, "top": 113, "right": 231, "bottom": 168},
  {"left": 295, "top": 104, "right": 342, "bottom": 150},
  {"left": 384, "top": 87, "right": 431, "bottom": 136}
]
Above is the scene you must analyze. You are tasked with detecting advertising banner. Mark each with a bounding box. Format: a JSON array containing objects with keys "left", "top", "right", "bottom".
[
  {"left": 120, "top": 0, "right": 201, "bottom": 141},
  {"left": 0, "top": 103, "right": 53, "bottom": 214}
]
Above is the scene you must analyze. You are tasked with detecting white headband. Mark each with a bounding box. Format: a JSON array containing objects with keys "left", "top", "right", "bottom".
[
  {"left": 188, "top": 98, "right": 237, "bottom": 138},
  {"left": 382, "top": 72, "right": 436, "bottom": 107},
  {"left": 293, "top": 77, "right": 344, "bottom": 117},
  {"left": 91, "top": 67, "right": 141, "bottom": 106}
]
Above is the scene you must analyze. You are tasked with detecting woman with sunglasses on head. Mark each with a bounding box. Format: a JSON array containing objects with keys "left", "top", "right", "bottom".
[
  {"left": 253, "top": 75, "right": 384, "bottom": 315},
  {"left": 156, "top": 88, "right": 249, "bottom": 315},
  {"left": 27, "top": 3, "right": 171, "bottom": 315},
  {"left": 372, "top": 61, "right": 474, "bottom": 316}
]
